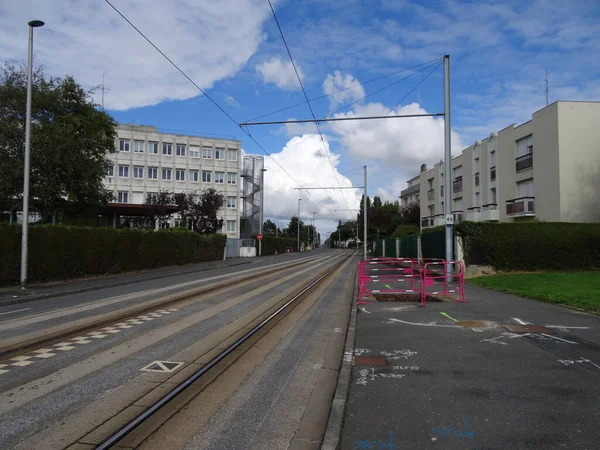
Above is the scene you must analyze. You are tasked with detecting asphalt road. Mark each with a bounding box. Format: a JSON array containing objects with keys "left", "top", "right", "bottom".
[{"left": 340, "top": 285, "right": 600, "bottom": 450}]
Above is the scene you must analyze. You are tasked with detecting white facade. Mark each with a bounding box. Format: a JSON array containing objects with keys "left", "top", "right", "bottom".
[
  {"left": 413, "top": 101, "right": 600, "bottom": 228},
  {"left": 105, "top": 124, "right": 241, "bottom": 237}
]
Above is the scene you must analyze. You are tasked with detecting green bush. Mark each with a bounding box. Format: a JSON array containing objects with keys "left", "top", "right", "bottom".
[
  {"left": 457, "top": 222, "right": 600, "bottom": 271},
  {"left": 393, "top": 225, "right": 420, "bottom": 237},
  {"left": 0, "top": 224, "right": 226, "bottom": 286},
  {"left": 255, "top": 235, "right": 298, "bottom": 254}
]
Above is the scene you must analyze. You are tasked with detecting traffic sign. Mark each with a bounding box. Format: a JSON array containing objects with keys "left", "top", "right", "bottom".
[{"left": 257, "top": 234, "right": 263, "bottom": 241}]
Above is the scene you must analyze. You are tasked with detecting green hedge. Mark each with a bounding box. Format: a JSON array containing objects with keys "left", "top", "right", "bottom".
[
  {"left": 456, "top": 222, "right": 600, "bottom": 271},
  {"left": 0, "top": 224, "right": 227, "bottom": 286},
  {"left": 393, "top": 225, "right": 419, "bottom": 237},
  {"left": 255, "top": 235, "right": 298, "bottom": 254}
]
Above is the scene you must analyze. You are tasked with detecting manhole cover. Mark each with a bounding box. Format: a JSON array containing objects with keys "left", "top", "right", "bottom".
[
  {"left": 355, "top": 356, "right": 388, "bottom": 366},
  {"left": 503, "top": 324, "right": 551, "bottom": 333},
  {"left": 458, "top": 320, "right": 487, "bottom": 328}
]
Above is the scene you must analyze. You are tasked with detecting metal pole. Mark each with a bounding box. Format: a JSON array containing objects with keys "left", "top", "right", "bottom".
[
  {"left": 443, "top": 55, "right": 453, "bottom": 263},
  {"left": 21, "top": 21, "right": 43, "bottom": 288},
  {"left": 363, "top": 165, "right": 367, "bottom": 261},
  {"left": 297, "top": 198, "right": 301, "bottom": 252},
  {"left": 259, "top": 168, "right": 266, "bottom": 256}
]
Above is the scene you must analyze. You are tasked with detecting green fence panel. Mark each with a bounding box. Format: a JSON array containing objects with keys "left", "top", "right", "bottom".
[
  {"left": 421, "top": 231, "right": 454, "bottom": 259},
  {"left": 372, "top": 239, "right": 384, "bottom": 257},
  {"left": 399, "top": 235, "right": 418, "bottom": 258},
  {"left": 384, "top": 238, "right": 398, "bottom": 257}
]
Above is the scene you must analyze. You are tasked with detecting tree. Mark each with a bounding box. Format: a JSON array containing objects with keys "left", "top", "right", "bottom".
[
  {"left": 191, "top": 188, "right": 225, "bottom": 235},
  {"left": 172, "top": 192, "right": 190, "bottom": 227},
  {"left": 146, "top": 189, "right": 175, "bottom": 225},
  {"left": 0, "top": 64, "right": 117, "bottom": 221},
  {"left": 263, "top": 219, "right": 277, "bottom": 235},
  {"left": 399, "top": 201, "right": 421, "bottom": 227}
]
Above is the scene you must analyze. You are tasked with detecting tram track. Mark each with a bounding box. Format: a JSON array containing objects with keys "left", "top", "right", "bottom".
[{"left": 71, "top": 251, "right": 355, "bottom": 449}]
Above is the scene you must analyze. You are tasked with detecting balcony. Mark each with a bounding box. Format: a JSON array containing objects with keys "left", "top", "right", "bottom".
[
  {"left": 490, "top": 166, "right": 496, "bottom": 181},
  {"left": 421, "top": 216, "right": 434, "bottom": 228},
  {"left": 516, "top": 153, "right": 533, "bottom": 172},
  {"left": 453, "top": 210, "right": 464, "bottom": 223},
  {"left": 453, "top": 177, "right": 463, "bottom": 193},
  {"left": 505, "top": 197, "right": 535, "bottom": 217},
  {"left": 466, "top": 206, "right": 481, "bottom": 222},
  {"left": 475, "top": 172, "right": 480, "bottom": 187},
  {"left": 427, "top": 189, "right": 435, "bottom": 201},
  {"left": 433, "top": 214, "right": 445, "bottom": 227},
  {"left": 481, "top": 203, "right": 499, "bottom": 221}
]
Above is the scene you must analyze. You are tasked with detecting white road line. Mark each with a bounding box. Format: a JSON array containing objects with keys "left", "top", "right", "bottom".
[
  {"left": 540, "top": 333, "right": 576, "bottom": 344},
  {"left": 360, "top": 308, "right": 371, "bottom": 314},
  {"left": 512, "top": 317, "right": 530, "bottom": 325},
  {"left": 0, "top": 308, "right": 31, "bottom": 316},
  {"left": 545, "top": 325, "right": 591, "bottom": 330},
  {"left": 387, "top": 318, "right": 460, "bottom": 328}
]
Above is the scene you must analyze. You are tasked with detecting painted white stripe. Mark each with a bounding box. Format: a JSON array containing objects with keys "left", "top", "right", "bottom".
[
  {"left": 0, "top": 308, "right": 31, "bottom": 316},
  {"left": 545, "top": 325, "right": 591, "bottom": 330},
  {"left": 541, "top": 333, "right": 576, "bottom": 344},
  {"left": 513, "top": 317, "right": 529, "bottom": 325},
  {"left": 387, "top": 318, "right": 460, "bottom": 328},
  {"left": 360, "top": 308, "right": 371, "bottom": 314}
]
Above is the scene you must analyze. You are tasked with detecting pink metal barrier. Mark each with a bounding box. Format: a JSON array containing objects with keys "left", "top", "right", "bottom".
[{"left": 357, "top": 258, "right": 466, "bottom": 306}]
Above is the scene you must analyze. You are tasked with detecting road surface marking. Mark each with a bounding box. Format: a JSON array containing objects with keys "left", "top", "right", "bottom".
[
  {"left": 540, "top": 333, "right": 576, "bottom": 344},
  {"left": 360, "top": 308, "right": 371, "bottom": 314},
  {"left": 440, "top": 312, "right": 459, "bottom": 323},
  {"left": 0, "top": 308, "right": 31, "bottom": 317},
  {"left": 545, "top": 325, "right": 591, "bottom": 330},
  {"left": 387, "top": 318, "right": 460, "bottom": 328}
]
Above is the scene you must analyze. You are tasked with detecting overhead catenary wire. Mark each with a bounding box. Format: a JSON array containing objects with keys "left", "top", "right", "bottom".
[
  {"left": 386, "top": 61, "right": 443, "bottom": 115},
  {"left": 266, "top": 0, "right": 350, "bottom": 210},
  {"left": 103, "top": 0, "right": 334, "bottom": 216},
  {"left": 244, "top": 57, "right": 442, "bottom": 123}
]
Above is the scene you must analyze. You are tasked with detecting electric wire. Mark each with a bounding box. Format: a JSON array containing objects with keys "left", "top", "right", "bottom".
[{"left": 386, "top": 61, "right": 443, "bottom": 115}]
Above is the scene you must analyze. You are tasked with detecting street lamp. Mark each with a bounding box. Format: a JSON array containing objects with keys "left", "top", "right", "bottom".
[
  {"left": 297, "top": 198, "right": 302, "bottom": 252},
  {"left": 259, "top": 168, "right": 267, "bottom": 256},
  {"left": 311, "top": 212, "right": 316, "bottom": 248},
  {"left": 21, "top": 19, "right": 45, "bottom": 288}
]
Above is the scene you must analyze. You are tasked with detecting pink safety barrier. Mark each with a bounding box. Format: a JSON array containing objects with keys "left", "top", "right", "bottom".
[
  {"left": 358, "top": 258, "right": 422, "bottom": 304},
  {"left": 420, "top": 260, "right": 466, "bottom": 306}
]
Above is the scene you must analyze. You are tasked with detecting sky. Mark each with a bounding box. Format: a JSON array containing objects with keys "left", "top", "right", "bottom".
[{"left": 2, "top": 0, "right": 599, "bottom": 237}]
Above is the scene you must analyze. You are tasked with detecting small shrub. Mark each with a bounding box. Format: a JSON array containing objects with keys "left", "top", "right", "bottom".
[{"left": 393, "top": 225, "right": 420, "bottom": 237}]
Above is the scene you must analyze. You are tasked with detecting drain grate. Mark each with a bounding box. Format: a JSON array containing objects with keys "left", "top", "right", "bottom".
[
  {"left": 503, "top": 324, "right": 551, "bottom": 333},
  {"left": 355, "top": 356, "right": 388, "bottom": 366}
]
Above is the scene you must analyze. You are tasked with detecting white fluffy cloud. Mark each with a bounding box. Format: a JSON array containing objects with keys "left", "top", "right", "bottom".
[
  {"left": 330, "top": 102, "right": 464, "bottom": 176},
  {"left": 256, "top": 57, "right": 304, "bottom": 90},
  {"left": 259, "top": 134, "right": 361, "bottom": 224},
  {"left": 0, "top": 0, "right": 271, "bottom": 110},
  {"left": 322, "top": 71, "right": 365, "bottom": 109}
]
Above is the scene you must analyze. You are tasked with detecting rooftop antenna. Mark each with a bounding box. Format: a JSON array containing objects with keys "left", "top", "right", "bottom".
[
  {"left": 101, "top": 73, "right": 111, "bottom": 110},
  {"left": 545, "top": 69, "right": 551, "bottom": 106}
]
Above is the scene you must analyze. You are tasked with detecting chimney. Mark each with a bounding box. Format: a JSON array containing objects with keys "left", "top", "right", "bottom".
[{"left": 420, "top": 164, "right": 427, "bottom": 172}]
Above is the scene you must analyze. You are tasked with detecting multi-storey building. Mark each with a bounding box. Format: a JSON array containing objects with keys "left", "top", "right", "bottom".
[
  {"left": 105, "top": 124, "right": 241, "bottom": 237},
  {"left": 415, "top": 101, "right": 600, "bottom": 228},
  {"left": 399, "top": 165, "right": 424, "bottom": 209}
]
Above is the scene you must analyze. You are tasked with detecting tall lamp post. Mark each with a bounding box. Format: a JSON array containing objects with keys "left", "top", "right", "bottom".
[
  {"left": 297, "top": 198, "right": 302, "bottom": 252},
  {"left": 21, "top": 19, "right": 45, "bottom": 288},
  {"left": 258, "top": 168, "right": 267, "bottom": 256}
]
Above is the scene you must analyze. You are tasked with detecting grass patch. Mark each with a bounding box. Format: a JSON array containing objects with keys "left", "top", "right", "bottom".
[{"left": 468, "top": 271, "right": 600, "bottom": 313}]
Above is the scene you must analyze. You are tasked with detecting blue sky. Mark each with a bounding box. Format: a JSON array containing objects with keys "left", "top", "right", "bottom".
[{"left": 2, "top": 0, "right": 599, "bottom": 234}]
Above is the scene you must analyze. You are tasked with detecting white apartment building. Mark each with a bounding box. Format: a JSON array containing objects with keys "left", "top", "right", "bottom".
[
  {"left": 105, "top": 124, "right": 241, "bottom": 237},
  {"left": 415, "top": 101, "right": 600, "bottom": 228},
  {"left": 399, "top": 166, "right": 423, "bottom": 209}
]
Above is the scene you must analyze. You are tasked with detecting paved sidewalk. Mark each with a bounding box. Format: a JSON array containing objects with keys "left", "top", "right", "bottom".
[
  {"left": 339, "top": 285, "right": 600, "bottom": 450},
  {"left": 0, "top": 257, "right": 255, "bottom": 306}
]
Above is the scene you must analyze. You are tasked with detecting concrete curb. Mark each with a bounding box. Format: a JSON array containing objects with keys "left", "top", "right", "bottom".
[
  {"left": 0, "top": 260, "right": 252, "bottom": 308},
  {"left": 321, "top": 261, "right": 358, "bottom": 450}
]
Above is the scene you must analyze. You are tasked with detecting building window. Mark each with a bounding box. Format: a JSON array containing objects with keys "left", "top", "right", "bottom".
[
  {"left": 106, "top": 165, "right": 114, "bottom": 177},
  {"left": 226, "top": 220, "right": 236, "bottom": 232},
  {"left": 133, "top": 140, "right": 145, "bottom": 153},
  {"left": 162, "top": 143, "right": 172, "bottom": 156},
  {"left": 176, "top": 144, "right": 186, "bottom": 157},
  {"left": 215, "top": 171, "right": 224, "bottom": 184},
  {"left": 117, "top": 191, "right": 129, "bottom": 203},
  {"left": 202, "top": 147, "right": 212, "bottom": 159},
  {"left": 118, "top": 165, "right": 129, "bottom": 178},
  {"left": 227, "top": 172, "right": 237, "bottom": 185},
  {"left": 227, "top": 196, "right": 236, "bottom": 208},
  {"left": 176, "top": 169, "right": 186, "bottom": 181},
  {"left": 215, "top": 147, "right": 225, "bottom": 160},
  {"left": 202, "top": 170, "right": 212, "bottom": 183},
  {"left": 148, "top": 167, "right": 158, "bottom": 179},
  {"left": 162, "top": 168, "right": 172, "bottom": 180},
  {"left": 119, "top": 139, "right": 130, "bottom": 152},
  {"left": 148, "top": 142, "right": 159, "bottom": 154},
  {"left": 189, "top": 146, "right": 200, "bottom": 158},
  {"left": 147, "top": 192, "right": 158, "bottom": 203},
  {"left": 190, "top": 170, "right": 199, "bottom": 182},
  {"left": 228, "top": 149, "right": 237, "bottom": 161},
  {"left": 133, "top": 166, "right": 144, "bottom": 179},
  {"left": 490, "top": 188, "right": 497, "bottom": 204}
]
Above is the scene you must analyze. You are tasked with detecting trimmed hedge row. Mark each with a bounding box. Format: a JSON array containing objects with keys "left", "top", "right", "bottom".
[
  {"left": 456, "top": 222, "right": 600, "bottom": 271},
  {"left": 0, "top": 224, "right": 227, "bottom": 286},
  {"left": 255, "top": 235, "right": 298, "bottom": 254}
]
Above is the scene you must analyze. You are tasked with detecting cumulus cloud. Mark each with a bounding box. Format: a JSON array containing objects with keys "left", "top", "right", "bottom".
[
  {"left": 258, "top": 134, "right": 361, "bottom": 223},
  {"left": 256, "top": 57, "right": 304, "bottom": 90},
  {"left": 322, "top": 71, "right": 365, "bottom": 109},
  {"left": 0, "top": 0, "right": 271, "bottom": 110},
  {"left": 330, "top": 102, "right": 464, "bottom": 176},
  {"left": 225, "top": 95, "right": 240, "bottom": 107}
]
